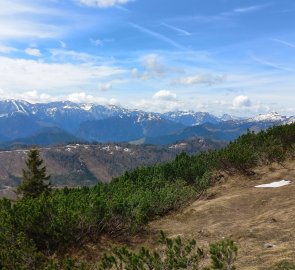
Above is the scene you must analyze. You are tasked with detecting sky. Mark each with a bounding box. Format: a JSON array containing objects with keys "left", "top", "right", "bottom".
[{"left": 0, "top": 0, "right": 295, "bottom": 116}]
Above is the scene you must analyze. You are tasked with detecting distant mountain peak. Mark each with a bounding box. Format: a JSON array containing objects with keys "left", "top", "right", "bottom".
[
  {"left": 220, "top": 113, "right": 237, "bottom": 121},
  {"left": 248, "top": 112, "right": 287, "bottom": 122}
]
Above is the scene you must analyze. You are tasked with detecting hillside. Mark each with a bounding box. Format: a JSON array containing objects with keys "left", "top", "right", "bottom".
[
  {"left": 144, "top": 159, "right": 295, "bottom": 269},
  {"left": 64, "top": 159, "right": 295, "bottom": 269},
  {"left": 0, "top": 137, "right": 224, "bottom": 189},
  {"left": 0, "top": 123, "right": 293, "bottom": 269}
]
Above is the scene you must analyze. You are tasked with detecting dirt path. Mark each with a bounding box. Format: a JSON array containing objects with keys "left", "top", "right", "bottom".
[{"left": 145, "top": 160, "right": 295, "bottom": 269}]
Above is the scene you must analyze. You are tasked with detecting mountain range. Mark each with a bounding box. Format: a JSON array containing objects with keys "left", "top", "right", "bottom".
[{"left": 0, "top": 99, "right": 294, "bottom": 148}]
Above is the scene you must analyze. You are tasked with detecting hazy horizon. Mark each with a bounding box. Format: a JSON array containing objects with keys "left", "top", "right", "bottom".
[{"left": 1, "top": 98, "right": 294, "bottom": 118}]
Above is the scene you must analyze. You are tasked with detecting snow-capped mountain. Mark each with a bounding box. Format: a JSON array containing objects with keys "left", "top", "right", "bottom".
[
  {"left": 0, "top": 99, "right": 293, "bottom": 147},
  {"left": 284, "top": 116, "right": 295, "bottom": 125},
  {"left": 163, "top": 111, "right": 220, "bottom": 126},
  {"left": 247, "top": 112, "right": 289, "bottom": 123},
  {"left": 0, "top": 100, "right": 31, "bottom": 117},
  {"left": 220, "top": 114, "right": 243, "bottom": 122}
]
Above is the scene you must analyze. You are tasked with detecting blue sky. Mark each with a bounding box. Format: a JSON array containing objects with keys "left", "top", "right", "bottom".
[{"left": 0, "top": 0, "right": 295, "bottom": 116}]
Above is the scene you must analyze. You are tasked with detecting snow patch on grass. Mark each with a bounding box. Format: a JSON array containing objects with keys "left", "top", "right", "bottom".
[{"left": 255, "top": 180, "right": 291, "bottom": 188}]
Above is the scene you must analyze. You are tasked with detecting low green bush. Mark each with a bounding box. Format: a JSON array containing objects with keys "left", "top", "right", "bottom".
[
  {"left": 0, "top": 123, "right": 293, "bottom": 269},
  {"left": 99, "top": 232, "right": 238, "bottom": 270}
]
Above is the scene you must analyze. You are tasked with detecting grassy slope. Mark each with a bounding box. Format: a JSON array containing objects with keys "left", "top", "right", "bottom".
[
  {"left": 1, "top": 123, "right": 294, "bottom": 269},
  {"left": 73, "top": 159, "right": 295, "bottom": 270},
  {"left": 145, "top": 159, "right": 295, "bottom": 269}
]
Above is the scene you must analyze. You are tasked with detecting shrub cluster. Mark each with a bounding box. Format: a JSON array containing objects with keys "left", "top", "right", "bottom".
[
  {"left": 99, "top": 231, "right": 238, "bottom": 270},
  {"left": 0, "top": 123, "right": 294, "bottom": 269}
]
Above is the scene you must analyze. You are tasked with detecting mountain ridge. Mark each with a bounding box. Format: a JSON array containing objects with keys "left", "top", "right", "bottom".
[{"left": 0, "top": 100, "right": 293, "bottom": 147}]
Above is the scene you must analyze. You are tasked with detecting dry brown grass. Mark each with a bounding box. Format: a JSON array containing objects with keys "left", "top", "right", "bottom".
[
  {"left": 55, "top": 159, "right": 295, "bottom": 269},
  {"left": 141, "top": 159, "right": 295, "bottom": 269}
]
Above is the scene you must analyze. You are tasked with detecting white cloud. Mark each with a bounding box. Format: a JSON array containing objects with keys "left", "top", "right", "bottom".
[
  {"left": 0, "top": 89, "right": 118, "bottom": 105},
  {"left": 21, "top": 90, "right": 54, "bottom": 103},
  {"left": 128, "top": 89, "right": 181, "bottom": 112},
  {"left": 0, "top": 45, "right": 18, "bottom": 54},
  {"left": 99, "top": 82, "right": 112, "bottom": 91},
  {"left": 249, "top": 52, "right": 293, "bottom": 72},
  {"left": 233, "top": 5, "right": 269, "bottom": 13},
  {"left": 109, "top": 98, "right": 119, "bottom": 105},
  {"left": 133, "top": 54, "right": 179, "bottom": 80},
  {"left": 232, "top": 95, "right": 252, "bottom": 107},
  {"left": 0, "top": 1, "right": 63, "bottom": 41},
  {"left": 25, "top": 48, "right": 42, "bottom": 57},
  {"left": 161, "top": 23, "right": 192, "bottom": 36},
  {"left": 90, "top": 38, "right": 104, "bottom": 46},
  {"left": 272, "top": 38, "right": 295, "bottom": 49},
  {"left": 142, "top": 54, "right": 164, "bottom": 75},
  {"left": 0, "top": 20, "right": 60, "bottom": 40},
  {"left": 132, "top": 98, "right": 182, "bottom": 113},
  {"left": 130, "top": 23, "right": 186, "bottom": 50},
  {"left": 153, "top": 90, "right": 177, "bottom": 101},
  {"left": 0, "top": 89, "right": 56, "bottom": 103},
  {"left": 68, "top": 92, "right": 95, "bottom": 103},
  {"left": 77, "top": 0, "right": 132, "bottom": 8},
  {"left": 67, "top": 92, "right": 117, "bottom": 105},
  {"left": 0, "top": 56, "right": 125, "bottom": 92},
  {"left": 49, "top": 49, "right": 100, "bottom": 62},
  {"left": 0, "top": 0, "right": 54, "bottom": 16},
  {"left": 59, "top": 40, "right": 67, "bottom": 49},
  {"left": 177, "top": 74, "right": 226, "bottom": 86}
]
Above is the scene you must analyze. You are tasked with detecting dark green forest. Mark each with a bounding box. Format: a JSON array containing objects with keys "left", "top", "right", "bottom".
[{"left": 0, "top": 123, "right": 294, "bottom": 269}]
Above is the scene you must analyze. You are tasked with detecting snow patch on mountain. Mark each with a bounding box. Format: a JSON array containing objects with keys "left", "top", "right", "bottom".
[
  {"left": 0, "top": 100, "right": 293, "bottom": 129},
  {"left": 248, "top": 112, "right": 287, "bottom": 122}
]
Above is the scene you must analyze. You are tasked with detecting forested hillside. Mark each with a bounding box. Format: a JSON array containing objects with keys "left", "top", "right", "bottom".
[
  {"left": 0, "top": 123, "right": 294, "bottom": 269},
  {"left": 0, "top": 137, "right": 224, "bottom": 190}
]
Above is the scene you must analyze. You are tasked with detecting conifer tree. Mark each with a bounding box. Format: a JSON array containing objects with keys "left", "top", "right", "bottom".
[{"left": 17, "top": 148, "right": 51, "bottom": 198}]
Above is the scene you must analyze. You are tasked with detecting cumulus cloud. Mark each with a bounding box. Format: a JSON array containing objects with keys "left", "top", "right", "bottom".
[
  {"left": 153, "top": 90, "right": 177, "bottom": 101},
  {"left": 77, "top": 0, "right": 132, "bottom": 8},
  {"left": 98, "top": 82, "right": 112, "bottom": 91},
  {"left": 0, "top": 89, "right": 56, "bottom": 103},
  {"left": 22, "top": 90, "right": 51, "bottom": 102},
  {"left": 67, "top": 92, "right": 117, "bottom": 105},
  {"left": 142, "top": 54, "right": 165, "bottom": 75},
  {"left": 133, "top": 54, "right": 181, "bottom": 80},
  {"left": 109, "top": 98, "right": 119, "bottom": 105},
  {"left": 129, "top": 89, "right": 181, "bottom": 112},
  {"left": 25, "top": 47, "right": 41, "bottom": 57},
  {"left": 177, "top": 74, "right": 226, "bottom": 86},
  {"left": 0, "top": 89, "right": 118, "bottom": 105},
  {"left": 133, "top": 99, "right": 181, "bottom": 113},
  {"left": 132, "top": 54, "right": 165, "bottom": 80},
  {"left": 232, "top": 95, "right": 252, "bottom": 107},
  {"left": 68, "top": 92, "right": 95, "bottom": 103}
]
